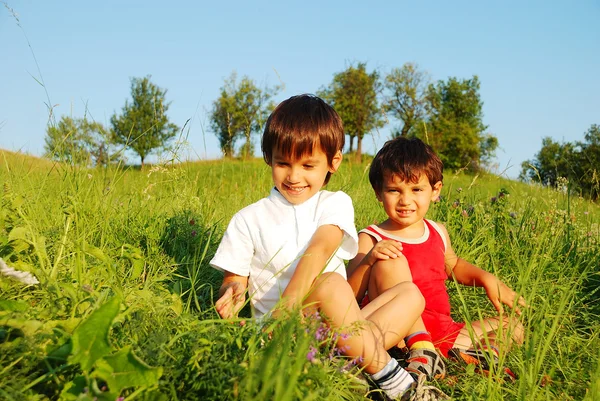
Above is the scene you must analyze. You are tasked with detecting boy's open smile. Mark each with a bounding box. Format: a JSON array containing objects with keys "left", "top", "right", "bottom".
[
  {"left": 377, "top": 171, "right": 442, "bottom": 235},
  {"left": 271, "top": 147, "right": 341, "bottom": 205}
]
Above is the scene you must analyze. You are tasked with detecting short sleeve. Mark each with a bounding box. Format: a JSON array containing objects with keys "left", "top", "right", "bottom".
[
  {"left": 317, "top": 191, "right": 358, "bottom": 260},
  {"left": 209, "top": 212, "right": 254, "bottom": 276}
]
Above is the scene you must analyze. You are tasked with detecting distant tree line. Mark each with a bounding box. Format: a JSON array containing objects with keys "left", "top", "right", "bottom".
[
  {"left": 520, "top": 124, "right": 600, "bottom": 200},
  {"left": 45, "top": 76, "right": 179, "bottom": 168},
  {"left": 44, "top": 64, "right": 598, "bottom": 198},
  {"left": 44, "top": 64, "right": 495, "bottom": 171}
]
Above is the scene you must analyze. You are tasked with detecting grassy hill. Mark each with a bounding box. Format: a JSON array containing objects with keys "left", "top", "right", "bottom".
[{"left": 0, "top": 156, "right": 598, "bottom": 400}]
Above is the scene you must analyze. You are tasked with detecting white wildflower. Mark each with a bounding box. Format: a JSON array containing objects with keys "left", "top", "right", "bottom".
[{"left": 0, "top": 258, "right": 39, "bottom": 286}]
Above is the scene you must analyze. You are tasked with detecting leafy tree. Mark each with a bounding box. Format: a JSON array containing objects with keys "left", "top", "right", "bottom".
[
  {"left": 318, "top": 62, "right": 384, "bottom": 162},
  {"left": 45, "top": 116, "right": 113, "bottom": 165},
  {"left": 110, "top": 76, "right": 179, "bottom": 167},
  {"left": 521, "top": 124, "right": 600, "bottom": 199},
  {"left": 520, "top": 137, "right": 575, "bottom": 185},
  {"left": 413, "top": 76, "right": 497, "bottom": 171},
  {"left": 383, "top": 63, "right": 429, "bottom": 137},
  {"left": 210, "top": 72, "right": 278, "bottom": 159}
]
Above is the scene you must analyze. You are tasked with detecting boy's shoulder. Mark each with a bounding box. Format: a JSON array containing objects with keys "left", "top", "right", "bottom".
[{"left": 319, "top": 189, "right": 352, "bottom": 202}]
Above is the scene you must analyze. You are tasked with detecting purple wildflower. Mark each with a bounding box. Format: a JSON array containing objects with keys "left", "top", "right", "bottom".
[
  {"left": 307, "top": 346, "right": 318, "bottom": 361},
  {"left": 191, "top": 230, "right": 197, "bottom": 237},
  {"left": 315, "top": 325, "right": 329, "bottom": 341},
  {"left": 509, "top": 212, "right": 517, "bottom": 219}
]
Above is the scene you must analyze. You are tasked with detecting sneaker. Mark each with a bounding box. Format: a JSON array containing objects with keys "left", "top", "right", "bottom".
[
  {"left": 405, "top": 348, "right": 446, "bottom": 380},
  {"left": 401, "top": 374, "right": 449, "bottom": 401},
  {"left": 368, "top": 374, "right": 450, "bottom": 401},
  {"left": 448, "top": 347, "right": 517, "bottom": 382}
]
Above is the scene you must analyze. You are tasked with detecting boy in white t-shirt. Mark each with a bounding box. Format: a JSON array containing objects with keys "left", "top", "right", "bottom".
[{"left": 210, "top": 95, "right": 446, "bottom": 400}]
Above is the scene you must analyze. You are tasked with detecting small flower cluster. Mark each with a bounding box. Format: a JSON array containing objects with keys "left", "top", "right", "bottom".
[{"left": 304, "top": 312, "right": 360, "bottom": 368}]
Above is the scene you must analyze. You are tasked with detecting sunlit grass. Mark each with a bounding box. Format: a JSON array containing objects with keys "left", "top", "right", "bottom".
[{"left": 0, "top": 153, "right": 598, "bottom": 400}]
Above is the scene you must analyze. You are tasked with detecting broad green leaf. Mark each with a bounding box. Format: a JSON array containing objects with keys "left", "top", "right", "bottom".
[
  {"left": 69, "top": 296, "right": 120, "bottom": 371},
  {"left": 0, "top": 317, "right": 43, "bottom": 336},
  {"left": 8, "top": 226, "right": 29, "bottom": 242},
  {"left": 58, "top": 375, "right": 89, "bottom": 400},
  {"left": 93, "top": 346, "right": 162, "bottom": 393},
  {"left": 0, "top": 299, "right": 28, "bottom": 312},
  {"left": 82, "top": 242, "right": 109, "bottom": 262},
  {"left": 130, "top": 258, "right": 144, "bottom": 279},
  {"left": 11, "top": 196, "right": 25, "bottom": 209}
]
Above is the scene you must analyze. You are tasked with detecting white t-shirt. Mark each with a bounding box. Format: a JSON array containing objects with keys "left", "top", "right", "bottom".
[{"left": 210, "top": 188, "right": 359, "bottom": 317}]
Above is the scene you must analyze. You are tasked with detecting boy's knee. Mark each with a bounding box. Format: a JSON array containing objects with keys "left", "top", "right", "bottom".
[
  {"left": 309, "top": 272, "right": 348, "bottom": 300},
  {"left": 394, "top": 281, "right": 425, "bottom": 311},
  {"left": 371, "top": 254, "right": 411, "bottom": 279}
]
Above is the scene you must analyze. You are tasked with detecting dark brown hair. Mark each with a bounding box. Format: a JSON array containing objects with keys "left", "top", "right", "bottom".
[
  {"left": 262, "top": 94, "right": 344, "bottom": 184},
  {"left": 369, "top": 137, "right": 443, "bottom": 192}
]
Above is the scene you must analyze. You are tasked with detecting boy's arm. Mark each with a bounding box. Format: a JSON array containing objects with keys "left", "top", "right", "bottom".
[
  {"left": 440, "top": 223, "right": 525, "bottom": 314},
  {"left": 279, "top": 224, "right": 344, "bottom": 311},
  {"left": 215, "top": 271, "right": 248, "bottom": 319},
  {"left": 346, "top": 233, "right": 377, "bottom": 301}
]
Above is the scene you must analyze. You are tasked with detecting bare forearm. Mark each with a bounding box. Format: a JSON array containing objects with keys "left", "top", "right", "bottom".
[
  {"left": 451, "top": 258, "right": 494, "bottom": 287},
  {"left": 219, "top": 273, "right": 248, "bottom": 296},
  {"left": 281, "top": 247, "right": 333, "bottom": 307},
  {"left": 346, "top": 257, "right": 373, "bottom": 300}
]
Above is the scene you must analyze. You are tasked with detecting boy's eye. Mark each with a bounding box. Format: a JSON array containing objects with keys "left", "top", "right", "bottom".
[{"left": 304, "top": 164, "right": 314, "bottom": 169}]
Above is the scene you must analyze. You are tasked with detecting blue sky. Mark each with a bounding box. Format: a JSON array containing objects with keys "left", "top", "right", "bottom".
[{"left": 1, "top": 1, "right": 598, "bottom": 177}]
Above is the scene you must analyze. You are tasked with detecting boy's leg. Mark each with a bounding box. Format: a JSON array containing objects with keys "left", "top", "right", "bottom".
[
  {"left": 306, "top": 272, "right": 424, "bottom": 372},
  {"left": 368, "top": 256, "right": 431, "bottom": 344},
  {"left": 452, "top": 315, "right": 524, "bottom": 351},
  {"left": 449, "top": 316, "right": 524, "bottom": 380},
  {"left": 305, "top": 272, "right": 422, "bottom": 398},
  {"left": 368, "top": 257, "right": 445, "bottom": 380}
]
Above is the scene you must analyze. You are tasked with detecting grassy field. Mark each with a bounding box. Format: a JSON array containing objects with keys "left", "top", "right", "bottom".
[{"left": 1, "top": 149, "right": 599, "bottom": 400}]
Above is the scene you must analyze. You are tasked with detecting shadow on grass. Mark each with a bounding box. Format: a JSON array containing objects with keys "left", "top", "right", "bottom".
[{"left": 159, "top": 210, "right": 224, "bottom": 313}]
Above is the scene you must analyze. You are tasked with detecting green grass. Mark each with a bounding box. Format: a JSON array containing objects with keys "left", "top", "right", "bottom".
[{"left": 1, "top": 151, "right": 599, "bottom": 400}]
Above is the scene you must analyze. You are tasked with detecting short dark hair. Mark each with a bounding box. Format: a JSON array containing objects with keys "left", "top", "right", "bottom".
[
  {"left": 369, "top": 137, "right": 443, "bottom": 193},
  {"left": 262, "top": 94, "right": 344, "bottom": 185}
]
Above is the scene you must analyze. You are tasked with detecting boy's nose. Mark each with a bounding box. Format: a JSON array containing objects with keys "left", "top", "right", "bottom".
[{"left": 287, "top": 167, "right": 300, "bottom": 183}]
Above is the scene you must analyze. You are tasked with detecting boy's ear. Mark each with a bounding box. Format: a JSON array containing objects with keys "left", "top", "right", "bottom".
[
  {"left": 431, "top": 181, "right": 443, "bottom": 201},
  {"left": 329, "top": 151, "right": 343, "bottom": 173}
]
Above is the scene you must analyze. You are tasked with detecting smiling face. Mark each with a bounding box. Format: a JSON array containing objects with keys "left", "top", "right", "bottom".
[
  {"left": 271, "top": 146, "right": 342, "bottom": 205},
  {"left": 376, "top": 170, "right": 442, "bottom": 233}
]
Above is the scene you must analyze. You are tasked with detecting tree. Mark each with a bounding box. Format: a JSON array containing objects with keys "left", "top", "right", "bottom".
[
  {"left": 383, "top": 63, "right": 429, "bottom": 137},
  {"left": 414, "top": 76, "right": 497, "bottom": 171},
  {"left": 44, "top": 116, "right": 113, "bottom": 165},
  {"left": 110, "top": 76, "right": 179, "bottom": 167},
  {"left": 318, "top": 62, "right": 384, "bottom": 162},
  {"left": 521, "top": 124, "right": 600, "bottom": 199},
  {"left": 210, "top": 72, "right": 278, "bottom": 158},
  {"left": 520, "top": 137, "right": 575, "bottom": 185}
]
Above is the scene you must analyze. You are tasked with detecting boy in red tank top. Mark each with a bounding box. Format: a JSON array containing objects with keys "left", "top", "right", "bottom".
[{"left": 347, "top": 137, "right": 526, "bottom": 382}]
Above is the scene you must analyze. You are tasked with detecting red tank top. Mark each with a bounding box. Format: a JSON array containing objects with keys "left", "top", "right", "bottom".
[{"left": 360, "top": 220, "right": 451, "bottom": 316}]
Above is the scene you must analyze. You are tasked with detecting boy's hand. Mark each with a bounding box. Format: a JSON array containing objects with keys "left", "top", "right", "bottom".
[
  {"left": 367, "top": 240, "right": 404, "bottom": 264},
  {"left": 483, "top": 276, "right": 526, "bottom": 315},
  {"left": 215, "top": 282, "right": 246, "bottom": 319}
]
